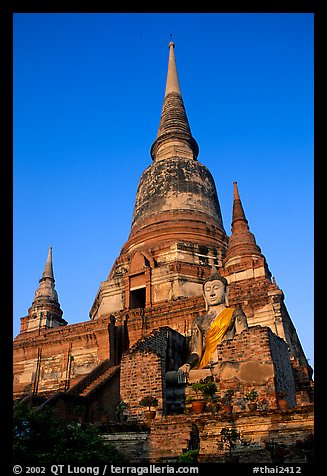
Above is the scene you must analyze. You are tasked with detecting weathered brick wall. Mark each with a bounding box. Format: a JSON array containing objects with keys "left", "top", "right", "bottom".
[
  {"left": 268, "top": 328, "right": 297, "bottom": 407},
  {"left": 120, "top": 351, "right": 164, "bottom": 419},
  {"left": 13, "top": 297, "right": 198, "bottom": 400},
  {"left": 195, "top": 406, "right": 314, "bottom": 463},
  {"left": 120, "top": 328, "right": 168, "bottom": 418},
  {"left": 103, "top": 431, "right": 150, "bottom": 464},
  {"left": 214, "top": 326, "right": 296, "bottom": 409},
  {"left": 120, "top": 324, "right": 298, "bottom": 420},
  {"left": 124, "top": 296, "right": 205, "bottom": 345},
  {"left": 148, "top": 420, "right": 195, "bottom": 462},
  {"left": 120, "top": 327, "right": 186, "bottom": 419},
  {"left": 104, "top": 407, "right": 313, "bottom": 463},
  {"left": 227, "top": 275, "right": 274, "bottom": 316},
  {"left": 13, "top": 293, "right": 311, "bottom": 405},
  {"left": 13, "top": 319, "right": 110, "bottom": 398}
]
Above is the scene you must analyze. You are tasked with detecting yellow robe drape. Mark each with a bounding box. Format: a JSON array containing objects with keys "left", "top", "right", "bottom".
[{"left": 198, "top": 307, "right": 235, "bottom": 369}]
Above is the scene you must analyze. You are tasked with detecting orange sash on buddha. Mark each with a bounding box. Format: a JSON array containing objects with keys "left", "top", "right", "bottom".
[{"left": 198, "top": 307, "right": 235, "bottom": 369}]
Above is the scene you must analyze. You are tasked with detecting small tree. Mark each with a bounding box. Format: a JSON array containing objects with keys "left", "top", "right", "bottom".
[
  {"left": 190, "top": 381, "right": 217, "bottom": 401},
  {"left": 201, "top": 382, "right": 217, "bottom": 401},
  {"left": 139, "top": 396, "right": 158, "bottom": 411},
  {"left": 220, "top": 427, "right": 241, "bottom": 460},
  {"left": 190, "top": 382, "right": 205, "bottom": 400}
]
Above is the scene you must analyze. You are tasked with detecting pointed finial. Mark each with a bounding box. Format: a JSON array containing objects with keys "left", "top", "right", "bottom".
[
  {"left": 169, "top": 32, "right": 174, "bottom": 46},
  {"left": 231, "top": 181, "right": 248, "bottom": 228},
  {"left": 233, "top": 181, "right": 241, "bottom": 200},
  {"left": 165, "top": 40, "right": 181, "bottom": 96},
  {"left": 41, "top": 245, "right": 54, "bottom": 280}
]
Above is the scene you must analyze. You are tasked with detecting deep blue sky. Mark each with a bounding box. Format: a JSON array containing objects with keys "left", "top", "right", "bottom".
[{"left": 13, "top": 13, "right": 314, "bottom": 366}]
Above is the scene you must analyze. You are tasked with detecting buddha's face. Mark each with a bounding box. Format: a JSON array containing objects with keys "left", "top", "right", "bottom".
[{"left": 204, "top": 279, "right": 226, "bottom": 307}]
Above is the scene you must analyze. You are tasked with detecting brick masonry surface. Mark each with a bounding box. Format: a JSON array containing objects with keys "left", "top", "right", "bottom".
[{"left": 103, "top": 406, "right": 314, "bottom": 463}]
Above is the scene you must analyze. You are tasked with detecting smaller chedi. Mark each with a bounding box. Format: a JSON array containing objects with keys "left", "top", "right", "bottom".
[{"left": 19, "top": 246, "right": 67, "bottom": 333}]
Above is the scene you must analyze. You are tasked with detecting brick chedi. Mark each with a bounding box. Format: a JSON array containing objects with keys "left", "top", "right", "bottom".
[
  {"left": 222, "top": 182, "right": 312, "bottom": 393},
  {"left": 19, "top": 246, "right": 67, "bottom": 333},
  {"left": 90, "top": 42, "right": 227, "bottom": 319},
  {"left": 13, "top": 42, "right": 313, "bottom": 463}
]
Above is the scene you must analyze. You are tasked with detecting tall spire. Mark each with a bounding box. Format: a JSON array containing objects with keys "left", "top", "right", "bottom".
[
  {"left": 225, "top": 182, "right": 262, "bottom": 261},
  {"left": 41, "top": 245, "right": 54, "bottom": 281},
  {"left": 150, "top": 42, "right": 199, "bottom": 161}
]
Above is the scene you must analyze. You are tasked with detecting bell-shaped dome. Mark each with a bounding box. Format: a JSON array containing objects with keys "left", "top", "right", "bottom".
[{"left": 130, "top": 157, "right": 225, "bottom": 237}]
